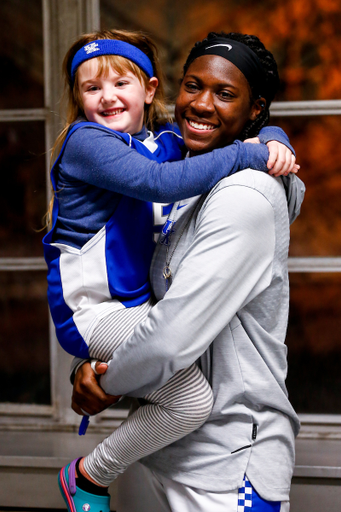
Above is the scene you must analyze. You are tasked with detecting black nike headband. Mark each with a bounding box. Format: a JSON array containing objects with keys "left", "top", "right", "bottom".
[{"left": 185, "top": 38, "right": 267, "bottom": 98}]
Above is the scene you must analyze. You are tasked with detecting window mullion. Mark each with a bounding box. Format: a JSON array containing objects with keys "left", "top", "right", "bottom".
[
  {"left": 41, "top": 0, "right": 102, "bottom": 426},
  {"left": 270, "top": 99, "right": 341, "bottom": 116},
  {"left": 289, "top": 257, "right": 341, "bottom": 272}
]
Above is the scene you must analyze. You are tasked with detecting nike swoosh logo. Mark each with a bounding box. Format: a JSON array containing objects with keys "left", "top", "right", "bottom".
[
  {"left": 205, "top": 43, "right": 232, "bottom": 51},
  {"left": 177, "top": 204, "right": 188, "bottom": 210}
]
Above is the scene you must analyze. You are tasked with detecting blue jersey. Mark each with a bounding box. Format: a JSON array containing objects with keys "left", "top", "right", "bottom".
[
  {"left": 43, "top": 121, "right": 290, "bottom": 359},
  {"left": 43, "top": 122, "right": 183, "bottom": 359}
]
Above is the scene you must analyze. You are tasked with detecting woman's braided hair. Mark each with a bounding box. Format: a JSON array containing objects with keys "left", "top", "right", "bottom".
[{"left": 182, "top": 32, "right": 280, "bottom": 140}]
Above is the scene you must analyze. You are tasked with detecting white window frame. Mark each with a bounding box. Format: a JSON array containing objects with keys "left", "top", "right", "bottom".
[
  {"left": 0, "top": 0, "right": 117, "bottom": 431},
  {"left": 270, "top": 103, "right": 341, "bottom": 438},
  {"left": 272, "top": 99, "right": 341, "bottom": 284},
  {"left": 1, "top": 0, "right": 340, "bottom": 442}
]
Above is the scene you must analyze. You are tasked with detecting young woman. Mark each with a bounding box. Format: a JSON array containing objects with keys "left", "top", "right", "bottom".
[{"left": 74, "top": 32, "right": 304, "bottom": 512}]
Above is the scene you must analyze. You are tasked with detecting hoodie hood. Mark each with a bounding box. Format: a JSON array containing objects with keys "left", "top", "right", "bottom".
[{"left": 282, "top": 174, "right": 305, "bottom": 224}]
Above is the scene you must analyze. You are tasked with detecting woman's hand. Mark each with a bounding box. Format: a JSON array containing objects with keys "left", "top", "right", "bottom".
[
  {"left": 72, "top": 361, "right": 121, "bottom": 416},
  {"left": 244, "top": 137, "right": 300, "bottom": 177}
]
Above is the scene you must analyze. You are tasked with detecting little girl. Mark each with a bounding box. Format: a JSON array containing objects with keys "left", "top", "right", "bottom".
[{"left": 43, "top": 29, "right": 297, "bottom": 512}]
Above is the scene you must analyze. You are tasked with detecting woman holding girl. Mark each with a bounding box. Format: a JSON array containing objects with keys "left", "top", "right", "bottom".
[{"left": 45, "top": 28, "right": 301, "bottom": 512}]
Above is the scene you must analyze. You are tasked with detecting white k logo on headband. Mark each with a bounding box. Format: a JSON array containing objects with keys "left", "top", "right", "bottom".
[
  {"left": 84, "top": 42, "right": 100, "bottom": 54},
  {"left": 205, "top": 43, "right": 232, "bottom": 51}
]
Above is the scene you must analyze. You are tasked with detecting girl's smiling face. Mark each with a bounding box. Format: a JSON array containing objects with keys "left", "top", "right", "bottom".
[
  {"left": 78, "top": 59, "right": 158, "bottom": 134},
  {"left": 175, "top": 55, "right": 263, "bottom": 156}
]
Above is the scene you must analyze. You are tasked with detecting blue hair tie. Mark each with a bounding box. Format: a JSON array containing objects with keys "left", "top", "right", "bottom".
[{"left": 71, "top": 39, "right": 154, "bottom": 82}]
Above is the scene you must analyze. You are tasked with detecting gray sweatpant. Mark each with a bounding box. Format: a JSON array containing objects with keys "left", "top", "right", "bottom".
[{"left": 83, "top": 299, "right": 213, "bottom": 486}]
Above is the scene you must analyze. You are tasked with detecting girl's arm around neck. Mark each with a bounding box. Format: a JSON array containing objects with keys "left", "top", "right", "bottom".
[{"left": 62, "top": 125, "right": 270, "bottom": 203}]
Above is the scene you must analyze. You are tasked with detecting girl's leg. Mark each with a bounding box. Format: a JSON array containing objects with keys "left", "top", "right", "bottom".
[
  {"left": 88, "top": 298, "right": 155, "bottom": 361},
  {"left": 78, "top": 298, "right": 213, "bottom": 486},
  {"left": 83, "top": 362, "right": 213, "bottom": 486}
]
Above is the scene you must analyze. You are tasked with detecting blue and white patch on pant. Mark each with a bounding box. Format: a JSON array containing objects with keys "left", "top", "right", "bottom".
[{"left": 238, "top": 476, "right": 281, "bottom": 511}]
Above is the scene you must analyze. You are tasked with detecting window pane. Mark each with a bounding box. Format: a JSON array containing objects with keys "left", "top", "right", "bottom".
[
  {"left": 101, "top": 0, "right": 341, "bottom": 101},
  {"left": 286, "top": 273, "right": 341, "bottom": 414},
  {"left": 0, "top": 121, "right": 46, "bottom": 257},
  {"left": 273, "top": 116, "right": 341, "bottom": 257},
  {"left": 0, "top": 0, "right": 44, "bottom": 109},
  {"left": 0, "top": 271, "right": 50, "bottom": 404}
]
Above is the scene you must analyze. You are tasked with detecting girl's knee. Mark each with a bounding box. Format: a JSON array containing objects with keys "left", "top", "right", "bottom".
[{"left": 169, "top": 384, "right": 213, "bottom": 431}]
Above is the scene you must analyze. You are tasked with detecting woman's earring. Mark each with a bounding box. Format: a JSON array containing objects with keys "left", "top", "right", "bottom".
[{"left": 258, "top": 95, "right": 266, "bottom": 109}]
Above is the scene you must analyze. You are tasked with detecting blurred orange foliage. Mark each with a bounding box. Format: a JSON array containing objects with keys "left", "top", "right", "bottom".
[
  {"left": 102, "top": 0, "right": 341, "bottom": 100},
  {"left": 102, "top": 0, "right": 341, "bottom": 255}
]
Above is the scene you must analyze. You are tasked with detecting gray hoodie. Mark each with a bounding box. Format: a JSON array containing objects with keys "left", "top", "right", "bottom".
[{"left": 102, "top": 170, "right": 305, "bottom": 502}]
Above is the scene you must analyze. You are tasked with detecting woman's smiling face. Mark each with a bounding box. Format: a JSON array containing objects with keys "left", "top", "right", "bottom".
[{"left": 175, "top": 54, "right": 262, "bottom": 156}]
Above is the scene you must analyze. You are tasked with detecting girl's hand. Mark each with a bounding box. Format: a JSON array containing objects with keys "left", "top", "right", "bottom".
[{"left": 244, "top": 137, "right": 300, "bottom": 177}]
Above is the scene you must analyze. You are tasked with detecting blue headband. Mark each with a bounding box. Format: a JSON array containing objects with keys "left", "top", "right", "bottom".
[{"left": 71, "top": 39, "right": 154, "bottom": 82}]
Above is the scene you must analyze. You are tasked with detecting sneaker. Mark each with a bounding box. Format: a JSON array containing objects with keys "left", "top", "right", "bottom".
[{"left": 58, "top": 457, "right": 111, "bottom": 512}]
